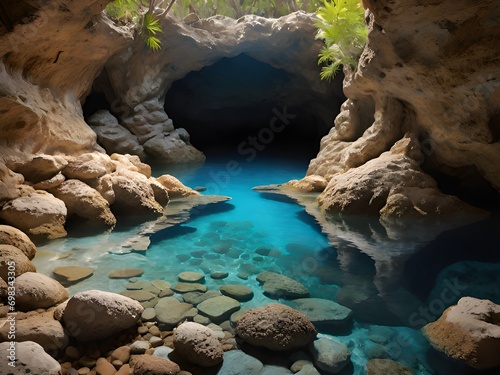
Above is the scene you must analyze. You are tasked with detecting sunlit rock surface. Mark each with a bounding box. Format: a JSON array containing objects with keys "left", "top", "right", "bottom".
[
  {"left": 306, "top": 0, "right": 500, "bottom": 216},
  {"left": 0, "top": 0, "right": 132, "bottom": 165}
]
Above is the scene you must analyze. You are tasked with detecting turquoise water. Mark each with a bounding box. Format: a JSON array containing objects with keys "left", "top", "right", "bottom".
[{"left": 34, "top": 155, "right": 500, "bottom": 375}]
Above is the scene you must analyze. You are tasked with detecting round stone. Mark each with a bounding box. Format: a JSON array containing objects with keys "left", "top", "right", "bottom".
[
  {"left": 197, "top": 296, "right": 240, "bottom": 324},
  {"left": 210, "top": 271, "right": 229, "bottom": 279},
  {"left": 178, "top": 271, "right": 205, "bottom": 283}
]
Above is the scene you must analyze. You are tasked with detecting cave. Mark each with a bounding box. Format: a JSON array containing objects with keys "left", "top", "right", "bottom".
[{"left": 163, "top": 53, "right": 345, "bottom": 160}]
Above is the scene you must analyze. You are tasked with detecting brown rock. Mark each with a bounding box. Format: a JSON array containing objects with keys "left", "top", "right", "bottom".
[
  {"left": 422, "top": 297, "right": 500, "bottom": 370},
  {"left": 0, "top": 191, "right": 67, "bottom": 239},
  {"left": 0, "top": 244, "right": 36, "bottom": 280},
  {"left": 48, "top": 179, "right": 116, "bottom": 227},
  {"left": 63, "top": 290, "right": 144, "bottom": 342},
  {"left": 236, "top": 303, "right": 317, "bottom": 351},
  {"left": 63, "top": 153, "right": 115, "bottom": 180},
  {"left": 157, "top": 175, "right": 200, "bottom": 199},
  {"left": 53, "top": 266, "right": 94, "bottom": 283},
  {"left": 0, "top": 224, "right": 37, "bottom": 259},
  {"left": 108, "top": 268, "right": 144, "bottom": 279},
  {"left": 95, "top": 357, "right": 116, "bottom": 375},
  {"left": 0, "top": 311, "right": 69, "bottom": 354},
  {"left": 111, "top": 346, "right": 131, "bottom": 363},
  {"left": 15, "top": 272, "right": 68, "bottom": 311},
  {"left": 173, "top": 322, "right": 224, "bottom": 367},
  {"left": 131, "top": 354, "right": 180, "bottom": 375},
  {"left": 366, "top": 359, "right": 414, "bottom": 375},
  {"left": 14, "top": 154, "right": 68, "bottom": 184}
]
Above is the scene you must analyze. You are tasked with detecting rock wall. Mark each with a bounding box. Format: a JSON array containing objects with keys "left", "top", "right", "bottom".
[
  {"left": 0, "top": 0, "right": 132, "bottom": 165},
  {"left": 305, "top": 0, "right": 500, "bottom": 218},
  {"left": 92, "top": 11, "right": 339, "bottom": 161}
]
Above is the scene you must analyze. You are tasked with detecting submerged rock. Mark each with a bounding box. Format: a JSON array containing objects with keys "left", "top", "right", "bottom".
[
  {"left": 422, "top": 296, "right": 500, "bottom": 370},
  {"left": 309, "top": 336, "right": 351, "bottom": 374},
  {"left": 366, "top": 359, "right": 414, "bottom": 375},
  {"left": 257, "top": 271, "right": 310, "bottom": 299},
  {"left": 288, "top": 298, "right": 353, "bottom": 333},
  {"left": 155, "top": 297, "right": 198, "bottom": 328},
  {"left": 219, "top": 285, "right": 254, "bottom": 302},
  {"left": 236, "top": 303, "right": 317, "bottom": 351},
  {"left": 53, "top": 266, "right": 94, "bottom": 283},
  {"left": 108, "top": 268, "right": 144, "bottom": 278},
  {"left": 197, "top": 295, "right": 240, "bottom": 324},
  {"left": 217, "top": 350, "right": 264, "bottom": 375}
]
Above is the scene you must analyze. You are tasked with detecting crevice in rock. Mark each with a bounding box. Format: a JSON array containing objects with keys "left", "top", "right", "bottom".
[{"left": 163, "top": 53, "right": 345, "bottom": 159}]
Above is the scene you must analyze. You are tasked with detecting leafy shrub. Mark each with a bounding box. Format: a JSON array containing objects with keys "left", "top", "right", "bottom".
[{"left": 315, "top": 0, "right": 367, "bottom": 80}]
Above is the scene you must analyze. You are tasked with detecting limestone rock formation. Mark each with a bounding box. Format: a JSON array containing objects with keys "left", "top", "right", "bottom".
[
  {"left": 94, "top": 11, "right": 341, "bottom": 162},
  {"left": 62, "top": 289, "right": 144, "bottom": 342},
  {"left": 0, "top": 0, "right": 132, "bottom": 165},
  {"left": 87, "top": 110, "right": 146, "bottom": 159},
  {"left": 302, "top": 0, "right": 500, "bottom": 219},
  {"left": 0, "top": 341, "right": 61, "bottom": 375},
  {"left": 157, "top": 175, "right": 200, "bottom": 199},
  {"left": 422, "top": 297, "right": 500, "bottom": 370},
  {"left": 236, "top": 303, "right": 317, "bottom": 351},
  {"left": 173, "top": 322, "right": 224, "bottom": 367}
]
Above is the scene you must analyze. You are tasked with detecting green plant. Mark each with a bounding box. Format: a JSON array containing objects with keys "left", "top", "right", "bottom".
[
  {"left": 106, "top": 0, "right": 175, "bottom": 51},
  {"left": 315, "top": 0, "right": 367, "bottom": 80}
]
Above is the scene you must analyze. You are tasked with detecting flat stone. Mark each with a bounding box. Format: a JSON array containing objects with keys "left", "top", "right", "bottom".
[
  {"left": 155, "top": 297, "right": 198, "bottom": 328},
  {"left": 217, "top": 350, "right": 263, "bottom": 375},
  {"left": 210, "top": 271, "right": 229, "bottom": 279},
  {"left": 309, "top": 337, "right": 351, "bottom": 374},
  {"left": 53, "top": 266, "right": 93, "bottom": 282},
  {"left": 158, "top": 288, "right": 174, "bottom": 297},
  {"left": 151, "top": 280, "right": 171, "bottom": 290},
  {"left": 108, "top": 268, "right": 144, "bottom": 279},
  {"left": 111, "top": 346, "right": 131, "bottom": 363},
  {"left": 366, "top": 359, "right": 414, "bottom": 375},
  {"left": 120, "top": 290, "right": 156, "bottom": 302},
  {"left": 178, "top": 271, "right": 205, "bottom": 283},
  {"left": 220, "top": 285, "right": 254, "bottom": 302},
  {"left": 197, "top": 296, "right": 240, "bottom": 324},
  {"left": 183, "top": 291, "right": 220, "bottom": 306},
  {"left": 257, "top": 272, "right": 309, "bottom": 299},
  {"left": 172, "top": 282, "right": 206, "bottom": 293},
  {"left": 289, "top": 298, "right": 353, "bottom": 333},
  {"left": 126, "top": 281, "right": 152, "bottom": 290}
]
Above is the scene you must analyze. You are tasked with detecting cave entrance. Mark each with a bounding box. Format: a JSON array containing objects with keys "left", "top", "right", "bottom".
[{"left": 164, "top": 53, "right": 344, "bottom": 160}]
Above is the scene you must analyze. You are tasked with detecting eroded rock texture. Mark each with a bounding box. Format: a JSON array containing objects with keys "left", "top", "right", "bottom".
[
  {"left": 93, "top": 11, "right": 341, "bottom": 161},
  {"left": 306, "top": 0, "right": 500, "bottom": 219},
  {"left": 0, "top": 0, "right": 132, "bottom": 165}
]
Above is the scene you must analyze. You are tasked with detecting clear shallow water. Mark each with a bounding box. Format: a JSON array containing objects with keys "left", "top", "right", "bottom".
[{"left": 34, "top": 155, "right": 500, "bottom": 375}]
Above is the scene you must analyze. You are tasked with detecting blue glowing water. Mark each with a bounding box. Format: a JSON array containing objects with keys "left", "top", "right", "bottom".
[{"left": 34, "top": 155, "right": 500, "bottom": 375}]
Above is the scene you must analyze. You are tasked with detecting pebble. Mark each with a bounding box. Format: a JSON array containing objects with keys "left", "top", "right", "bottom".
[
  {"left": 95, "top": 357, "right": 115, "bottom": 375},
  {"left": 141, "top": 307, "right": 156, "bottom": 322},
  {"left": 150, "top": 336, "right": 164, "bottom": 348},
  {"left": 65, "top": 346, "right": 81, "bottom": 359},
  {"left": 111, "top": 346, "right": 131, "bottom": 363},
  {"left": 130, "top": 340, "right": 150, "bottom": 354},
  {"left": 79, "top": 356, "right": 96, "bottom": 368}
]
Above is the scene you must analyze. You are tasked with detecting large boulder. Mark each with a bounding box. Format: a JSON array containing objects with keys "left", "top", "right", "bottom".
[
  {"left": 0, "top": 341, "right": 61, "bottom": 375},
  {"left": 236, "top": 303, "right": 317, "bottom": 351},
  {"left": 0, "top": 163, "right": 23, "bottom": 205},
  {"left": 12, "top": 154, "right": 68, "bottom": 184},
  {"left": 62, "top": 290, "right": 144, "bottom": 342},
  {"left": 0, "top": 191, "right": 67, "bottom": 239},
  {"left": 422, "top": 297, "right": 500, "bottom": 370},
  {"left": 173, "top": 322, "right": 224, "bottom": 367},
  {"left": 48, "top": 179, "right": 116, "bottom": 227},
  {"left": 62, "top": 152, "right": 116, "bottom": 181},
  {"left": 0, "top": 224, "right": 37, "bottom": 259},
  {"left": 14, "top": 272, "right": 68, "bottom": 311},
  {"left": 0, "top": 244, "right": 36, "bottom": 280},
  {"left": 110, "top": 169, "right": 164, "bottom": 216},
  {"left": 0, "top": 312, "right": 69, "bottom": 355}
]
